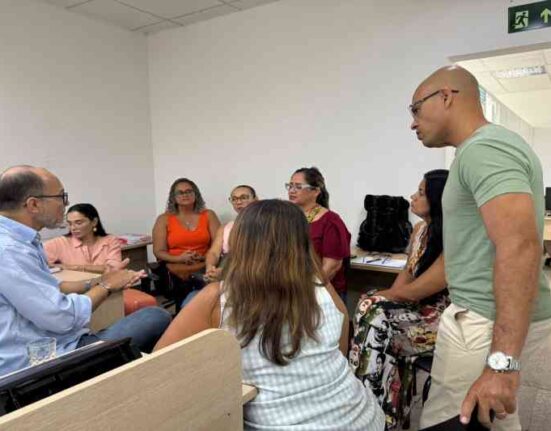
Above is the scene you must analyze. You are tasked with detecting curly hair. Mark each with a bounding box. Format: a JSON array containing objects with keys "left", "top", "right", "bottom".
[{"left": 165, "top": 178, "right": 206, "bottom": 213}]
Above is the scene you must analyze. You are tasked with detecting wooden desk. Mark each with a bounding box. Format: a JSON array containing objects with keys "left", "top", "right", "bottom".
[
  {"left": 544, "top": 217, "right": 551, "bottom": 242},
  {"left": 350, "top": 246, "right": 407, "bottom": 274},
  {"left": 242, "top": 384, "right": 257, "bottom": 404},
  {"left": 120, "top": 237, "right": 152, "bottom": 272},
  {"left": 55, "top": 270, "right": 124, "bottom": 332}
]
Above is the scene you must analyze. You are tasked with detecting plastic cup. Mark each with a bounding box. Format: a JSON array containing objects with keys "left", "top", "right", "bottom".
[{"left": 27, "top": 338, "right": 57, "bottom": 366}]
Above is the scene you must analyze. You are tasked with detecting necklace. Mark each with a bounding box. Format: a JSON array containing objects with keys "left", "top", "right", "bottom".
[{"left": 305, "top": 205, "right": 322, "bottom": 223}]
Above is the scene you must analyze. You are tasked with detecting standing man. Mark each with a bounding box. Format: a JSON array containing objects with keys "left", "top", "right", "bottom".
[
  {"left": 410, "top": 66, "right": 551, "bottom": 430},
  {"left": 0, "top": 165, "right": 171, "bottom": 377}
]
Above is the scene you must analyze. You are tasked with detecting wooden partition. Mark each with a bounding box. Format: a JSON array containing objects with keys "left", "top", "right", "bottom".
[{"left": 0, "top": 329, "right": 245, "bottom": 431}]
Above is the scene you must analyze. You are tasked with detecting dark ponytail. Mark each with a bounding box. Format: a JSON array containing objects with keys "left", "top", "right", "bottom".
[{"left": 415, "top": 169, "right": 448, "bottom": 277}]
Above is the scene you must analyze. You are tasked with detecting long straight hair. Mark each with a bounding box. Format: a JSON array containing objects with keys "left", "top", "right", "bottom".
[
  {"left": 223, "top": 199, "right": 323, "bottom": 366},
  {"left": 415, "top": 169, "right": 448, "bottom": 277}
]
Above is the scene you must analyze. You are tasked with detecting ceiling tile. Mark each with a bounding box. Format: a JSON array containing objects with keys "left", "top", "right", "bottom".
[
  {"left": 133, "top": 19, "right": 181, "bottom": 34},
  {"left": 40, "top": 0, "right": 92, "bottom": 7},
  {"left": 498, "top": 90, "right": 551, "bottom": 128},
  {"left": 117, "top": 0, "right": 221, "bottom": 19},
  {"left": 173, "top": 4, "right": 237, "bottom": 26},
  {"left": 457, "top": 59, "right": 488, "bottom": 73},
  {"left": 544, "top": 49, "right": 551, "bottom": 65},
  {"left": 497, "top": 74, "right": 551, "bottom": 93},
  {"left": 229, "top": 0, "right": 279, "bottom": 10},
  {"left": 71, "top": 0, "right": 161, "bottom": 30},
  {"left": 482, "top": 51, "right": 546, "bottom": 70},
  {"left": 475, "top": 71, "right": 506, "bottom": 95}
]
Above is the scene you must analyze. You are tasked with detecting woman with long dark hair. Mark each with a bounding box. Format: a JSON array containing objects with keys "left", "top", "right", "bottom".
[
  {"left": 154, "top": 200, "right": 385, "bottom": 430},
  {"left": 349, "top": 169, "right": 449, "bottom": 431}
]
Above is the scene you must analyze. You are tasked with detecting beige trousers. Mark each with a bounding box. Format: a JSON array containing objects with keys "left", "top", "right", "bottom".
[{"left": 420, "top": 303, "right": 551, "bottom": 431}]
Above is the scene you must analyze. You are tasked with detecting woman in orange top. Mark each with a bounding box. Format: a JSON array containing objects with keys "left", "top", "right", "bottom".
[{"left": 153, "top": 178, "right": 220, "bottom": 307}]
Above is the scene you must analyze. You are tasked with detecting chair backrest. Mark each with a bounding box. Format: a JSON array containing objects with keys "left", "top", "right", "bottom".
[{"left": 0, "top": 329, "right": 244, "bottom": 431}]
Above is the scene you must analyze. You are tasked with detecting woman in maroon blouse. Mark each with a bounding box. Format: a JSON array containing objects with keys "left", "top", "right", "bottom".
[{"left": 287, "top": 167, "right": 351, "bottom": 300}]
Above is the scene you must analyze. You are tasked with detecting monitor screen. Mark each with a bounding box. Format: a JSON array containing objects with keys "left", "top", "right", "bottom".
[{"left": 0, "top": 338, "right": 141, "bottom": 416}]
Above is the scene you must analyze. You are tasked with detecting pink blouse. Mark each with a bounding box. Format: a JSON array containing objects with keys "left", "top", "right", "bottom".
[{"left": 44, "top": 235, "right": 122, "bottom": 267}]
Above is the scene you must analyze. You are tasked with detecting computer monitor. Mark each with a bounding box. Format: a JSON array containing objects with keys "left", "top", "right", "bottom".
[
  {"left": 0, "top": 338, "right": 141, "bottom": 416},
  {"left": 546, "top": 187, "right": 551, "bottom": 213}
]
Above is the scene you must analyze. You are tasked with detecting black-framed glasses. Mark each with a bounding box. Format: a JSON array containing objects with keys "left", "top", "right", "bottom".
[
  {"left": 229, "top": 194, "right": 252, "bottom": 203},
  {"left": 409, "top": 89, "right": 459, "bottom": 117},
  {"left": 32, "top": 192, "right": 69, "bottom": 206},
  {"left": 285, "top": 183, "right": 316, "bottom": 191}
]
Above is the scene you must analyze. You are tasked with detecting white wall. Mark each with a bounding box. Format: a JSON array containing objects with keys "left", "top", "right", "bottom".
[
  {"left": 148, "top": 0, "right": 551, "bottom": 237},
  {"left": 0, "top": 0, "right": 154, "bottom": 237},
  {"left": 533, "top": 128, "right": 551, "bottom": 188}
]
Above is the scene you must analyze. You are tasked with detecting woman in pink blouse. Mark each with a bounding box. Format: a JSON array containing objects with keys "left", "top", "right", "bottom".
[
  {"left": 45, "top": 203, "right": 123, "bottom": 273},
  {"left": 287, "top": 167, "right": 351, "bottom": 301},
  {"left": 44, "top": 203, "right": 157, "bottom": 315}
]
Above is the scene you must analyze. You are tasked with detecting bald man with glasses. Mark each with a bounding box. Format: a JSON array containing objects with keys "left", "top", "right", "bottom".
[
  {"left": 410, "top": 67, "right": 551, "bottom": 431},
  {"left": 0, "top": 166, "right": 171, "bottom": 377}
]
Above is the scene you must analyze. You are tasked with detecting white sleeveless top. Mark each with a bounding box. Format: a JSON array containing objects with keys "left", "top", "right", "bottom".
[{"left": 220, "top": 285, "right": 385, "bottom": 430}]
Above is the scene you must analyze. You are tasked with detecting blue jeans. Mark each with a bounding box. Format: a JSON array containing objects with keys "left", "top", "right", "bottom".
[
  {"left": 77, "top": 307, "right": 171, "bottom": 353},
  {"left": 180, "top": 289, "right": 200, "bottom": 309}
]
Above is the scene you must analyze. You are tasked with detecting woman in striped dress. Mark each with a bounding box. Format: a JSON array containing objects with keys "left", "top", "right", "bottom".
[{"left": 155, "top": 199, "right": 384, "bottom": 430}]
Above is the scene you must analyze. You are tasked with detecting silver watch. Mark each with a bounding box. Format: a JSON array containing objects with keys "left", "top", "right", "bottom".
[{"left": 486, "top": 351, "right": 520, "bottom": 372}]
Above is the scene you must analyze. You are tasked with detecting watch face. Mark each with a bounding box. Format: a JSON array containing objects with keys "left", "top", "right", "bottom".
[{"left": 488, "top": 352, "right": 508, "bottom": 370}]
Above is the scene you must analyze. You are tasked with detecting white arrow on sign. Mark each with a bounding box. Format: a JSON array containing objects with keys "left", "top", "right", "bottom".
[{"left": 542, "top": 8, "right": 551, "bottom": 24}]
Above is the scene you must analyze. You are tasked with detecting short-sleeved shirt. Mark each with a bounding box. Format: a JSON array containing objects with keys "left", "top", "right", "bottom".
[
  {"left": 44, "top": 235, "right": 122, "bottom": 267},
  {"left": 309, "top": 211, "right": 351, "bottom": 293},
  {"left": 442, "top": 123, "right": 551, "bottom": 321}
]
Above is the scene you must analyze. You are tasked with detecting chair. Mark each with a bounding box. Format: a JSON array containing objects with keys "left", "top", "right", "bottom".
[
  {"left": 0, "top": 329, "right": 250, "bottom": 431},
  {"left": 401, "top": 353, "right": 433, "bottom": 430},
  {"left": 123, "top": 289, "right": 158, "bottom": 315}
]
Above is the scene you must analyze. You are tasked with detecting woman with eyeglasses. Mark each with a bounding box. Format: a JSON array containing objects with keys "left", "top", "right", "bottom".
[
  {"left": 349, "top": 170, "right": 449, "bottom": 431},
  {"left": 153, "top": 178, "right": 220, "bottom": 306},
  {"left": 287, "top": 167, "right": 351, "bottom": 301},
  {"left": 204, "top": 185, "right": 257, "bottom": 282},
  {"left": 44, "top": 203, "right": 158, "bottom": 315},
  {"left": 154, "top": 200, "right": 385, "bottom": 430}
]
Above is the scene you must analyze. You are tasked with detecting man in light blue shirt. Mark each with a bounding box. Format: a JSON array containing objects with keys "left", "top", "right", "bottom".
[{"left": 0, "top": 166, "right": 171, "bottom": 376}]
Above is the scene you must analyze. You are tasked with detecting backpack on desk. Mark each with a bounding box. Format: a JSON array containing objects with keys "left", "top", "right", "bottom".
[{"left": 357, "top": 195, "right": 412, "bottom": 253}]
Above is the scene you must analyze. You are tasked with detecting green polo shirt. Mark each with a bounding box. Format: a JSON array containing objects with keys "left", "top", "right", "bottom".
[{"left": 442, "top": 123, "right": 551, "bottom": 321}]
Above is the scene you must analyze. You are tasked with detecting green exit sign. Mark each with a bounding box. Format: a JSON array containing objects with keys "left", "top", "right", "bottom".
[{"left": 509, "top": 1, "right": 551, "bottom": 33}]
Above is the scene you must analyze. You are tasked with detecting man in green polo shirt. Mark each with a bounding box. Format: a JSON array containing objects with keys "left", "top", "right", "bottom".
[{"left": 410, "top": 66, "right": 551, "bottom": 430}]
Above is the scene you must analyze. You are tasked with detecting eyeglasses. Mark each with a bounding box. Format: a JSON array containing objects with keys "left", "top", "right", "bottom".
[
  {"left": 408, "top": 89, "right": 459, "bottom": 117},
  {"left": 32, "top": 192, "right": 69, "bottom": 206},
  {"left": 174, "top": 190, "right": 194, "bottom": 197},
  {"left": 229, "top": 194, "right": 252, "bottom": 203},
  {"left": 285, "top": 183, "right": 316, "bottom": 191}
]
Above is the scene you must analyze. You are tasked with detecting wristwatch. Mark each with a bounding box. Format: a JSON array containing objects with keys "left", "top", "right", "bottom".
[
  {"left": 84, "top": 279, "right": 93, "bottom": 293},
  {"left": 98, "top": 281, "right": 112, "bottom": 296},
  {"left": 486, "top": 351, "right": 521, "bottom": 372}
]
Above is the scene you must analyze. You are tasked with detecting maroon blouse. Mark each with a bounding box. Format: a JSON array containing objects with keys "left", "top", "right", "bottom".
[{"left": 309, "top": 210, "right": 351, "bottom": 293}]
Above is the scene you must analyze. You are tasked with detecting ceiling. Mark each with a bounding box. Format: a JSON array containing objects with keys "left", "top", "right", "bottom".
[
  {"left": 458, "top": 49, "right": 551, "bottom": 128},
  {"left": 35, "top": 0, "right": 280, "bottom": 34}
]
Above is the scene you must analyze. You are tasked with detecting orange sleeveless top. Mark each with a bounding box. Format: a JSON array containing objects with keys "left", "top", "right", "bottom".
[{"left": 166, "top": 211, "right": 211, "bottom": 256}]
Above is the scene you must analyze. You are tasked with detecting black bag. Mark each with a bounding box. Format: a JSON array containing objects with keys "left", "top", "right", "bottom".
[{"left": 357, "top": 195, "right": 412, "bottom": 253}]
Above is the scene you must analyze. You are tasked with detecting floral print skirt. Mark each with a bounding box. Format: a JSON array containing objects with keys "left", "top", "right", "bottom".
[{"left": 349, "top": 293, "right": 449, "bottom": 430}]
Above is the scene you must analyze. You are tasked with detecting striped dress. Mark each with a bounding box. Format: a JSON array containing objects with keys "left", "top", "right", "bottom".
[{"left": 220, "top": 285, "right": 385, "bottom": 431}]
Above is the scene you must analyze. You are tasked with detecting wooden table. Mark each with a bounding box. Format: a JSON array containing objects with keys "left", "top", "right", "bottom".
[
  {"left": 242, "top": 384, "right": 257, "bottom": 404},
  {"left": 55, "top": 270, "right": 124, "bottom": 332},
  {"left": 120, "top": 237, "right": 152, "bottom": 272}
]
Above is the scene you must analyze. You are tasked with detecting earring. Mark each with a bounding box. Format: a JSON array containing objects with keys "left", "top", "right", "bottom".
[{"left": 93, "top": 227, "right": 97, "bottom": 232}]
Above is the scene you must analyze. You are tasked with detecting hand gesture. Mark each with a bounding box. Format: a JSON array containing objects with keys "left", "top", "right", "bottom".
[
  {"left": 460, "top": 368, "right": 519, "bottom": 428},
  {"left": 102, "top": 269, "right": 147, "bottom": 291},
  {"left": 105, "top": 258, "right": 130, "bottom": 273}
]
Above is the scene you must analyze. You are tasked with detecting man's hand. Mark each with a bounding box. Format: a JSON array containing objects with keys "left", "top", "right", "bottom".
[
  {"left": 460, "top": 368, "right": 519, "bottom": 428},
  {"left": 102, "top": 269, "right": 146, "bottom": 291},
  {"left": 105, "top": 258, "right": 130, "bottom": 273}
]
